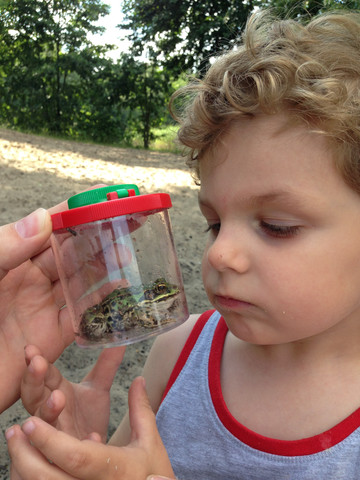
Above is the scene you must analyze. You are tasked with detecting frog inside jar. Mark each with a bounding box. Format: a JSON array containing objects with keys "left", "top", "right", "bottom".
[
  {"left": 51, "top": 184, "right": 189, "bottom": 348},
  {"left": 79, "top": 277, "right": 181, "bottom": 341}
]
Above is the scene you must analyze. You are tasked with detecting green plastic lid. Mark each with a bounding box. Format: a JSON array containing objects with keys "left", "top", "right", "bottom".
[
  {"left": 51, "top": 184, "right": 172, "bottom": 231},
  {"left": 68, "top": 184, "right": 140, "bottom": 209}
]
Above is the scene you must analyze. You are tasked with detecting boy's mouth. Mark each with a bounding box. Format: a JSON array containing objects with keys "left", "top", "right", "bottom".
[{"left": 214, "top": 294, "right": 254, "bottom": 311}]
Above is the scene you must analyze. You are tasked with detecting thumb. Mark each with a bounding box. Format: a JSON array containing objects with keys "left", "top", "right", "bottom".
[
  {"left": 128, "top": 376, "right": 159, "bottom": 444},
  {"left": 128, "top": 377, "right": 175, "bottom": 478},
  {"left": 0, "top": 208, "right": 52, "bottom": 279}
]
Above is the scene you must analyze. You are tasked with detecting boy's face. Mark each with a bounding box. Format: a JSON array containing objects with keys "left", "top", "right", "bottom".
[{"left": 199, "top": 112, "right": 360, "bottom": 346}]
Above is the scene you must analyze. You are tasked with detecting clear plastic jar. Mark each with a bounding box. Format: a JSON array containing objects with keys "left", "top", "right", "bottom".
[{"left": 51, "top": 184, "right": 189, "bottom": 348}]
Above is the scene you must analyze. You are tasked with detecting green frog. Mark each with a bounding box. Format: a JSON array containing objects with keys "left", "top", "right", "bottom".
[{"left": 79, "top": 278, "right": 180, "bottom": 341}]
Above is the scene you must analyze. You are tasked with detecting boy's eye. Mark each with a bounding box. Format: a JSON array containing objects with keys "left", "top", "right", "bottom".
[
  {"left": 205, "top": 223, "right": 221, "bottom": 234},
  {"left": 260, "top": 220, "right": 300, "bottom": 239}
]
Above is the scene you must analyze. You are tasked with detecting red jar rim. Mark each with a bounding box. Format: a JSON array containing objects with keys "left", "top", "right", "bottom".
[{"left": 51, "top": 193, "right": 172, "bottom": 230}]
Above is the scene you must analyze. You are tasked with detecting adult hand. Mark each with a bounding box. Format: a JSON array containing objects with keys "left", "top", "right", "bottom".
[
  {"left": 0, "top": 204, "right": 76, "bottom": 413},
  {"left": 21, "top": 344, "right": 126, "bottom": 442},
  {"left": 0, "top": 185, "right": 108, "bottom": 413},
  {"left": 6, "top": 377, "right": 175, "bottom": 480}
]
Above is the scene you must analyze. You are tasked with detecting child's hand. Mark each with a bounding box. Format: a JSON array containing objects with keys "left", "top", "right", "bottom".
[
  {"left": 21, "top": 344, "right": 126, "bottom": 442},
  {"left": 6, "top": 377, "right": 175, "bottom": 480}
]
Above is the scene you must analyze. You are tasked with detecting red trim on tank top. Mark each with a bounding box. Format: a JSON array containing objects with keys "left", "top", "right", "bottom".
[
  {"left": 161, "top": 310, "right": 215, "bottom": 402},
  {"left": 209, "top": 316, "right": 360, "bottom": 456}
]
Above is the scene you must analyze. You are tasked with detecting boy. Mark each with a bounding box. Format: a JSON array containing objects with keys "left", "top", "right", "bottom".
[{"left": 6, "top": 9, "right": 360, "bottom": 480}]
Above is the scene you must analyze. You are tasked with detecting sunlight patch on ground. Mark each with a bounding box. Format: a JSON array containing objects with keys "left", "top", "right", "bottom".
[{"left": 0, "top": 138, "right": 197, "bottom": 192}]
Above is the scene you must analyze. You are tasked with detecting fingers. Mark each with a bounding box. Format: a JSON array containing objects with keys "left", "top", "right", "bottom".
[
  {"left": 128, "top": 377, "right": 158, "bottom": 444},
  {"left": 7, "top": 417, "right": 116, "bottom": 480},
  {"left": 39, "top": 390, "right": 67, "bottom": 424},
  {"left": 22, "top": 352, "right": 49, "bottom": 410},
  {"left": 22, "top": 346, "right": 65, "bottom": 422},
  {"left": 85, "top": 432, "right": 103, "bottom": 442},
  {"left": 128, "top": 377, "right": 175, "bottom": 477},
  {"left": 7, "top": 406, "right": 173, "bottom": 480},
  {"left": 82, "top": 345, "right": 126, "bottom": 391},
  {"left": 0, "top": 185, "right": 106, "bottom": 282},
  {"left": 24, "top": 344, "right": 42, "bottom": 364},
  {"left": 6, "top": 424, "right": 72, "bottom": 480},
  {"left": 0, "top": 209, "right": 52, "bottom": 280},
  {"left": 31, "top": 246, "right": 61, "bottom": 283}
]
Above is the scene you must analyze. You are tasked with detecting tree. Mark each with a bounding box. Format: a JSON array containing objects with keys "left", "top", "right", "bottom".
[
  {"left": 258, "top": 0, "right": 360, "bottom": 19},
  {"left": 0, "top": 0, "right": 174, "bottom": 148},
  {"left": 113, "top": 54, "right": 174, "bottom": 148},
  {"left": 0, "top": 0, "right": 112, "bottom": 134},
  {"left": 121, "top": 0, "right": 254, "bottom": 76}
]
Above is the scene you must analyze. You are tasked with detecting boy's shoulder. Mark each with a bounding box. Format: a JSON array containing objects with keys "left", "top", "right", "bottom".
[{"left": 142, "top": 313, "right": 204, "bottom": 413}]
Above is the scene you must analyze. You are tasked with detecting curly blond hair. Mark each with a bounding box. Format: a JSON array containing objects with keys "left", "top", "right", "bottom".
[{"left": 171, "top": 10, "right": 360, "bottom": 191}]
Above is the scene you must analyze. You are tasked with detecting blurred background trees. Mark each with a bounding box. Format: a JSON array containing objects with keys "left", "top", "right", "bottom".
[
  {"left": 121, "top": 0, "right": 254, "bottom": 75},
  {"left": 0, "top": 0, "right": 358, "bottom": 149}
]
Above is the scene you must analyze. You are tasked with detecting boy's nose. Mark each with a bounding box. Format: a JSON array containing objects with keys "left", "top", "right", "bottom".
[{"left": 206, "top": 230, "right": 251, "bottom": 273}]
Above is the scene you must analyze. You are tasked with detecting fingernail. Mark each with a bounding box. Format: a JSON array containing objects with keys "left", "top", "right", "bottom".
[
  {"left": 46, "top": 392, "right": 55, "bottom": 409},
  {"left": 147, "top": 477, "right": 173, "bottom": 480},
  {"left": 28, "top": 357, "right": 35, "bottom": 373},
  {"left": 5, "top": 426, "right": 15, "bottom": 441},
  {"left": 22, "top": 419, "right": 35, "bottom": 435},
  {"left": 15, "top": 208, "right": 47, "bottom": 238}
]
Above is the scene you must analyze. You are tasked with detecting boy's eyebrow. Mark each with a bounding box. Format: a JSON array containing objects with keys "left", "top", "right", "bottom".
[
  {"left": 199, "top": 190, "right": 312, "bottom": 209},
  {"left": 248, "top": 191, "right": 304, "bottom": 207}
]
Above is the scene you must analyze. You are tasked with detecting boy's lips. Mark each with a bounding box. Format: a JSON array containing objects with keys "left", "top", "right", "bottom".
[{"left": 214, "top": 294, "right": 254, "bottom": 310}]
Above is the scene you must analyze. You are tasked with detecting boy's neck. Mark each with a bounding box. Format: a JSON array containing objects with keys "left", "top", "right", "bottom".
[
  {"left": 230, "top": 309, "right": 360, "bottom": 368},
  {"left": 220, "top": 323, "right": 360, "bottom": 441}
]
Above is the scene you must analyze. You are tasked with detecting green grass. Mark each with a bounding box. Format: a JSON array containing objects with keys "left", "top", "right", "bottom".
[
  {"left": 149, "top": 125, "right": 181, "bottom": 153},
  {"left": 128, "top": 125, "right": 182, "bottom": 153},
  {"left": 0, "top": 123, "right": 183, "bottom": 154}
]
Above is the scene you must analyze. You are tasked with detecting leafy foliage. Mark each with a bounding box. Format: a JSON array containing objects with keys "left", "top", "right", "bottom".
[
  {"left": 0, "top": 0, "right": 174, "bottom": 147},
  {"left": 258, "top": 0, "right": 360, "bottom": 19},
  {"left": 0, "top": 0, "right": 110, "bottom": 133},
  {"left": 117, "top": 54, "right": 173, "bottom": 148},
  {"left": 1, "top": 0, "right": 358, "bottom": 149},
  {"left": 121, "top": 0, "right": 254, "bottom": 76}
]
